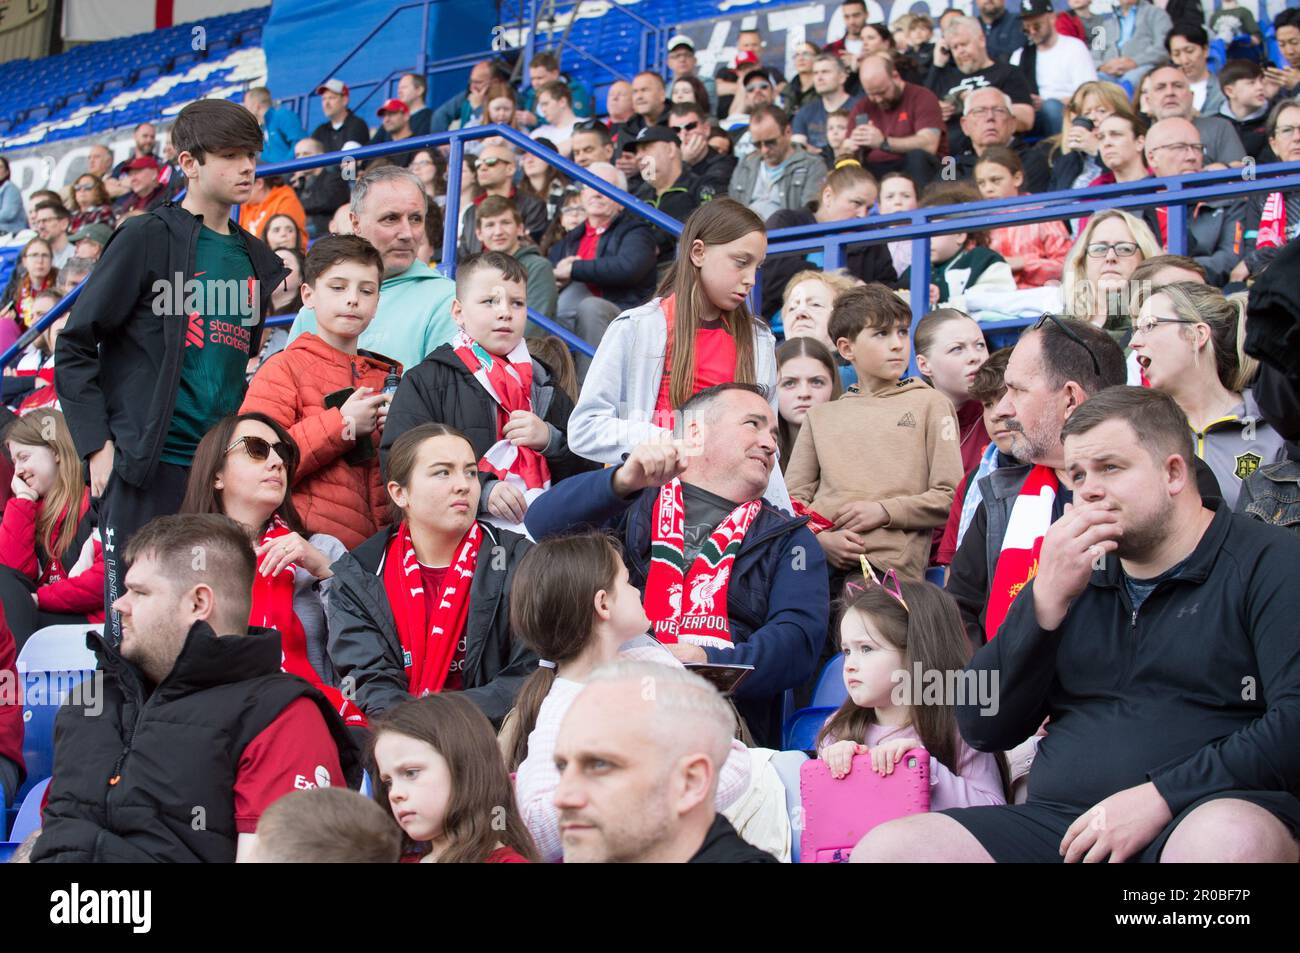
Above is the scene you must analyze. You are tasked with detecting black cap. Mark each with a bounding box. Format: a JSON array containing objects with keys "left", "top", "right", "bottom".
[
  {"left": 1021, "top": 0, "right": 1054, "bottom": 18},
  {"left": 621, "top": 124, "right": 682, "bottom": 152}
]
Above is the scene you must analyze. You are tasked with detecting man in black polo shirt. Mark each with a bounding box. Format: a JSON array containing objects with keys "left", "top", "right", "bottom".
[{"left": 626, "top": 125, "right": 715, "bottom": 264}]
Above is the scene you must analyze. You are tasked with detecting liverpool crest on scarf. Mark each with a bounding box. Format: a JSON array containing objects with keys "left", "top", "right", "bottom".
[
  {"left": 984, "top": 465, "right": 1058, "bottom": 640},
  {"left": 643, "top": 479, "right": 761, "bottom": 649}
]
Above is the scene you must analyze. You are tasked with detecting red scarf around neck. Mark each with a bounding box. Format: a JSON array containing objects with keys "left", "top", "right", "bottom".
[
  {"left": 643, "top": 479, "right": 761, "bottom": 649},
  {"left": 1257, "top": 191, "right": 1287, "bottom": 250},
  {"left": 251, "top": 516, "right": 366, "bottom": 726},
  {"left": 984, "top": 465, "right": 1059, "bottom": 640},
  {"left": 383, "top": 520, "right": 481, "bottom": 697}
]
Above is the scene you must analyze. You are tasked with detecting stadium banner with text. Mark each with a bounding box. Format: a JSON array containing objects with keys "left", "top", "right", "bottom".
[
  {"left": 0, "top": 0, "right": 49, "bottom": 33},
  {"left": 61, "top": 0, "right": 266, "bottom": 42},
  {"left": 1, "top": 124, "right": 174, "bottom": 198}
]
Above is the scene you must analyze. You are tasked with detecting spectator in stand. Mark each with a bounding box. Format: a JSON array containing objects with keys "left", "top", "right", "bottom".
[
  {"left": 1092, "top": 112, "right": 1152, "bottom": 190},
  {"left": 478, "top": 82, "right": 523, "bottom": 150},
  {"left": 268, "top": 246, "right": 304, "bottom": 316},
  {"left": 849, "top": 54, "right": 944, "bottom": 186},
  {"left": 30, "top": 513, "right": 360, "bottom": 863},
  {"left": 531, "top": 82, "right": 582, "bottom": 156},
  {"left": 553, "top": 660, "right": 776, "bottom": 863},
  {"left": 327, "top": 423, "right": 536, "bottom": 723},
  {"left": 291, "top": 138, "right": 352, "bottom": 239},
  {"left": 793, "top": 54, "right": 860, "bottom": 151},
  {"left": 975, "top": 147, "right": 1072, "bottom": 288},
  {"left": 728, "top": 105, "right": 828, "bottom": 220},
  {"left": 370, "top": 98, "right": 416, "bottom": 166},
  {"left": 824, "top": 0, "right": 871, "bottom": 75},
  {"left": 1217, "top": 61, "right": 1271, "bottom": 160},
  {"left": 518, "top": 51, "right": 593, "bottom": 129},
  {"left": 290, "top": 166, "right": 456, "bottom": 374},
  {"left": 0, "top": 410, "right": 104, "bottom": 650},
  {"left": 1131, "top": 283, "right": 1283, "bottom": 509},
  {"left": 457, "top": 143, "right": 548, "bottom": 256},
  {"left": 329, "top": 203, "right": 353, "bottom": 235},
  {"left": 760, "top": 161, "right": 896, "bottom": 319},
  {"left": 1, "top": 239, "right": 57, "bottom": 330},
  {"left": 67, "top": 174, "right": 114, "bottom": 234},
  {"left": 84, "top": 143, "right": 118, "bottom": 191},
  {"left": 976, "top": 0, "right": 1023, "bottom": 61},
  {"left": 860, "top": 386, "right": 1300, "bottom": 864},
  {"left": 179, "top": 415, "right": 361, "bottom": 727},
  {"left": 1062, "top": 209, "right": 1161, "bottom": 329},
  {"left": 1167, "top": 25, "right": 1223, "bottom": 117},
  {"left": 1268, "top": 10, "right": 1300, "bottom": 96},
  {"left": 260, "top": 213, "right": 304, "bottom": 254},
  {"left": 955, "top": 88, "right": 1052, "bottom": 192},
  {"left": 55, "top": 255, "right": 94, "bottom": 291},
  {"left": 31, "top": 201, "right": 73, "bottom": 269},
  {"left": 431, "top": 60, "right": 501, "bottom": 134},
  {"left": 370, "top": 694, "right": 539, "bottom": 862},
  {"left": 1014, "top": 0, "right": 1098, "bottom": 138},
  {"left": 241, "top": 235, "right": 397, "bottom": 550},
  {"left": 786, "top": 285, "right": 963, "bottom": 582},
  {"left": 520, "top": 142, "right": 569, "bottom": 222},
  {"left": 1237, "top": 100, "right": 1300, "bottom": 281},
  {"left": 1144, "top": 118, "right": 1244, "bottom": 286},
  {"left": 666, "top": 34, "right": 716, "bottom": 109},
  {"left": 880, "top": 170, "right": 919, "bottom": 276},
  {"left": 240, "top": 176, "right": 308, "bottom": 253},
  {"left": 242, "top": 86, "right": 305, "bottom": 165},
  {"left": 926, "top": 15, "right": 1035, "bottom": 155},
  {"left": 248, "top": 787, "right": 401, "bottom": 863},
  {"left": 570, "top": 120, "right": 615, "bottom": 168},
  {"left": 785, "top": 42, "right": 821, "bottom": 114},
  {"left": 723, "top": 66, "right": 783, "bottom": 162},
  {"left": 1145, "top": 65, "right": 1247, "bottom": 168},
  {"left": 913, "top": 308, "right": 992, "bottom": 476},
  {"left": 110, "top": 122, "right": 159, "bottom": 178},
  {"left": 669, "top": 103, "right": 736, "bottom": 195},
  {"left": 820, "top": 108, "right": 857, "bottom": 168},
  {"left": 671, "top": 75, "right": 712, "bottom": 115},
  {"left": 776, "top": 335, "right": 843, "bottom": 468},
  {"left": 548, "top": 162, "right": 658, "bottom": 375},
  {"left": 1038, "top": 80, "right": 1136, "bottom": 192},
  {"left": 539, "top": 186, "right": 585, "bottom": 258},
  {"left": 627, "top": 125, "right": 716, "bottom": 265},
  {"left": 0, "top": 156, "right": 24, "bottom": 235},
  {"left": 900, "top": 182, "right": 1017, "bottom": 311},
  {"left": 779, "top": 271, "right": 860, "bottom": 381},
  {"left": 474, "top": 195, "right": 559, "bottom": 321},
  {"left": 398, "top": 72, "right": 433, "bottom": 136},
  {"left": 529, "top": 384, "right": 829, "bottom": 750},
  {"left": 311, "top": 79, "right": 371, "bottom": 153},
  {"left": 621, "top": 70, "right": 671, "bottom": 173},
  {"left": 112, "top": 155, "right": 166, "bottom": 217},
  {"left": 605, "top": 80, "right": 634, "bottom": 127},
  {"left": 1095, "top": 0, "right": 1173, "bottom": 89}
]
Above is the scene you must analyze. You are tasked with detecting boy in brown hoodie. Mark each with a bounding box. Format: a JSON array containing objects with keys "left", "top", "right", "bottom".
[{"left": 785, "top": 283, "right": 963, "bottom": 580}]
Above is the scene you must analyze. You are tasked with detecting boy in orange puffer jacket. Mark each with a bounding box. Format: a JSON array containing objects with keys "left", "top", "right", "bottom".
[{"left": 241, "top": 235, "right": 401, "bottom": 548}]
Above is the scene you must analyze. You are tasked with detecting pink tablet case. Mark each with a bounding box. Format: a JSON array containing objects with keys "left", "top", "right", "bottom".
[{"left": 799, "top": 750, "right": 931, "bottom": 863}]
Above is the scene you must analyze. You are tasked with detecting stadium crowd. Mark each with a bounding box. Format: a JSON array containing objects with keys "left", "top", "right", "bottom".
[{"left": 0, "top": 0, "right": 1298, "bottom": 864}]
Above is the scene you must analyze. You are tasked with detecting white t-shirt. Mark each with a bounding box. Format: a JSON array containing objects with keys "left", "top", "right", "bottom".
[
  {"left": 531, "top": 118, "right": 578, "bottom": 148},
  {"left": 1190, "top": 77, "right": 1209, "bottom": 112},
  {"left": 1030, "top": 35, "right": 1099, "bottom": 103}
]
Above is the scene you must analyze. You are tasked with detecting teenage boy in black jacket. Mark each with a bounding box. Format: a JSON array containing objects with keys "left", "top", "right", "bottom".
[{"left": 55, "top": 99, "right": 288, "bottom": 644}]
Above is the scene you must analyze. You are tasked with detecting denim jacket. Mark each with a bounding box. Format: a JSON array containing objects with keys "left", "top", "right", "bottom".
[{"left": 1236, "top": 459, "right": 1300, "bottom": 533}]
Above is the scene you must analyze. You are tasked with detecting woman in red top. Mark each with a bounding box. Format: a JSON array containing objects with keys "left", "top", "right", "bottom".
[
  {"left": 370, "top": 693, "right": 538, "bottom": 863},
  {"left": 913, "top": 309, "right": 991, "bottom": 475},
  {"left": 0, "top": 410, "right": 103, "bottom": 650}
]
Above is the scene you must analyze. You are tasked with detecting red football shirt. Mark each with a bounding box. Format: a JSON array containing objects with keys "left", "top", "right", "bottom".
[
  {"left": 234, "top": 697, "right": 345, "bottom": 833},
  {"left": 653, "top": 319, "right": 739, "bottom": 428}
]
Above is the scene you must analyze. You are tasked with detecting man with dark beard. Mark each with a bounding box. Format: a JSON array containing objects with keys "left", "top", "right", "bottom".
[{"left": 854, "top": 386, "right": 1300, "bottom": 863}]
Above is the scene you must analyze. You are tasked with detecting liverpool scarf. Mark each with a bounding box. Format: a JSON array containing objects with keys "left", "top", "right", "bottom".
[
  {"left": 643, "top": 479, "right": 760, "bottom": 649},
  {"left": 453, "top": 331, "right": 551, "bottom": 514},
  {"left": 383, "top": 520, "right": 481, "bottom": 696},
  {"left": 1257, "top": 191, "right": 1288, "bottom": 250},
  {"left": 251, "top": 517, "right": 366, "bottom": 726},
  {"left": 984, "top": 465, "right": 1058, "bottom": 640}
]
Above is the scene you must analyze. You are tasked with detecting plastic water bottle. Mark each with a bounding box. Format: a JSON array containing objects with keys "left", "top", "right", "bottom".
[{"left": 382, "top": 365, "right": 400, "bottom": 397}]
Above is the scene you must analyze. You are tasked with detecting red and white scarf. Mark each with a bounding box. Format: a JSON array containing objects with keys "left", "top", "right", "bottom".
[
  {"left": 643, "top": 479, "right": 761, "bottom": 649},
  {"left": 1257, "top": 191, "right": 1288, "bottom": 250},
  {"left": 383, "top": 520, "right": 481, "bottom": 697},
  {"left": 984, "top": 465, "right": 1059, "bottom": 640},
  {"left": 454, "top": 330, "right": 550, "bottom": 529},
  {"left": 251, "top": 516, "right": 366, "bottom": 726}
]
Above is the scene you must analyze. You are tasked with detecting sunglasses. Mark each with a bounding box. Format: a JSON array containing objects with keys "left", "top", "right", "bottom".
[
  {"left": 478, "top": 156, "right": 511, "bottom": 168},
  {"left": 1033, "top": 313, "right": 1102, "bottom": 378},
  {"left": 669, "top": 120, "right": 700, "bottom": 134},
  {"left": 226, "top": 435, "right": 297, "bottom": 468},
  {"left": 752, "top": 137, "right": 783, "bottom": 149},
  {"left": 74, "top": 183, "right": 96, "bottom": 192},
  {"left": 745, "top": 82, "right": 772, "bottom": 92}
]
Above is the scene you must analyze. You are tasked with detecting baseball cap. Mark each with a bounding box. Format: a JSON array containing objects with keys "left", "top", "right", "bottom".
[
  {"left": 622, "top": 124, "right": 682, "bottom": 152},
  {"left": 1021, "top": 0, "right": 1054, "bottom": 17},
  {"left": 123, "top": 155, "right": 160, "bottom": 171},
  {"left": 668, "top": 34, "right": 695, "bottom": 52},
  {"left": 70, "top": 222, "right": 112, "bottom": 246},
  {"left": 377, "top": 98, "right": 409, "bottom": 116},
  {"left": 735, "top": 50, "right": 760, "bottom": 69},
  {"left": 317, "top": 78, "right": 349, "bottom": 96}
]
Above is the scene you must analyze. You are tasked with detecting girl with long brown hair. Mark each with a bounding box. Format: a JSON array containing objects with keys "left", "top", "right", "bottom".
[
  {"left": 815, "top": 576, "right": 1008, "bottom": 810},
  {"left": 370, "top": 693, "right": 539, "bottom": 862},
  {"left": 505, "top": 532, "right": 754, "bottom": 861},
  {"left": 0, "top": 410, "right": 104, "bottom": 648},
  {"left": 775, "top": 336, "right": 841, "bottom": 471},
  {"left": 568, "top": 198, "right": 788, "bottom": 504}
]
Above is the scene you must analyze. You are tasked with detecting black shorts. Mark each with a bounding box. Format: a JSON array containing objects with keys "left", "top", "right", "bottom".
[{"left": 942, "top": 791, "right": 1300, "bottom": 863}]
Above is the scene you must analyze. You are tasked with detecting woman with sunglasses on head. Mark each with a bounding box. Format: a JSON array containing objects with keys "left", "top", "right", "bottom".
[
  {"left": 67, "top": 174, "right": 115, "bottom": 233},
  {"left": 180, "top": 413, "right": 363, "bottom": 726},
  {"left": 1061, "top": 209, "right": 1161, "bottom": 332},
  {"left": 327, "top": 423, "right": 535, "bottom": 725},
  {"left": 1130, "top": 283, "right": 1286, "bottom": 509}
]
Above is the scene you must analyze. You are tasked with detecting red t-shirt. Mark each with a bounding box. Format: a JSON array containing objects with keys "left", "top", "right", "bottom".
[
  {"left": 653, "top": 319, "right": 739, "bottom": 428},
  {"left": 847, "top": 82, "right": 947, "bottom": 165},
  {"left": 936, "top": 468, "right": 971, "bottom": 566},
  {"left": 486, "top": 845, "right": 531, "bottom": 863},
  {"left": 233, "top": 697, "right": 345, "bottom": 834},
  {"left": 418, "top": 563, "right": 465, "bottom": 692},
  {"left": 576, "top": 221, "right": 604, "bottom": 261}
]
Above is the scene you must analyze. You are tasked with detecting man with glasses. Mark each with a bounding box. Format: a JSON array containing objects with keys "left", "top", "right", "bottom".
[
  {"left": 456, "top": 143, "right": 548, "bottom": 257},
  {"left": 1238, "top": 98, "right": 1300, "bottom": 281},
  {"left": 726, "top": 66, "right": 782, "bottom": 163},
  {"left": 1145, "top": 65, "right": 1246, "bottom": 169},
  {"left": 924, "top": 15, "right": 1034, "bottom": 155},
  {"left": 31, "top": 201, "right": 73, "bottom": 268},
  {"left": 1144, "top": 118, "right": 1243, "bottom": 286},
  {"left": 792, "top": 54, "right": 859, "bottom": 152},
  {"left": 728, "top": 105, "right": 827, "bottom": 220},
  {"left": 667, "top": 103, "right": 735, "bottom": 196},
  {"left": 848, "top": 53, "right": 944, "bottom": 185},
  {"left": 1012, "top": 0, "right": 1096, "bottom": 138},
  {"left": 954, "top": 87, "right": 1051, "bottom": 192}
]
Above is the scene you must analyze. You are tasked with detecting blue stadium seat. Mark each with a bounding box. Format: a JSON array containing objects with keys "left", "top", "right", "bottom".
[
  {"left": 810, "top": 654, "right": 847, "bottom": 709},
  {"left": 16, "top": 625, "right": 100, "bottom": 802},
  {"left": 4, "top": 777, "right": 49, "bottom": 845},
  {"left": 926, "top": 566, "right": 946, "bottom": 588},
  {"left": 783, "top": 706, "right": 836, "bottom": 751}
]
